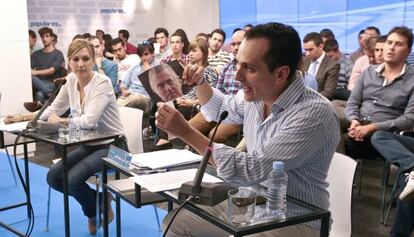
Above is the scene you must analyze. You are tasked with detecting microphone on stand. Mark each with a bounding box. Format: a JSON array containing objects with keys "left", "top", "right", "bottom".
[
  {"left": 26, "top": 78, "right": 67, "bottom": 133},
  {"left": 178, "top": 111, "right": 234, "bottom": 206}
]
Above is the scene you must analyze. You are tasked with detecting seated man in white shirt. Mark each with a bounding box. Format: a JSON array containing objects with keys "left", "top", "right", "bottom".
[
  {"left": 111, "top": 38, "right": 140, "bottom": 83},
  {"left": 117, "top": 42, "right": 155, "bottom": 113},
  {"left": 155, "top": 22, "right": 340, "bottom": 237}
]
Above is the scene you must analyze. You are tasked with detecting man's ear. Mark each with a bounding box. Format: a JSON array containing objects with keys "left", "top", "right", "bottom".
[{"left": 273, "top": 66, "right": 290, "bottom": 82}]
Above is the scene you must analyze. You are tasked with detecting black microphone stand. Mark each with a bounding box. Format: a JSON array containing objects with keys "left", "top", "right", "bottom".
[
  {"left": 26, "top": 79, "right": 66, "bottom": 132},
  {"left": 178, "top": 111, "right": 233, "bottom": 206}
]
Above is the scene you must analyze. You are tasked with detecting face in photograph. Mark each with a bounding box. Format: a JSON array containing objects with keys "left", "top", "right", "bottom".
[
  {"left": 170, "top": 36, "right": 184, "bottom": 55},
  {"left": 303, "top": 40, "right": 323, "bottom": 61},
  {"left": 69, "top": 47, "right": 94, "bottom": 81},
  {"left": 209, "top": 32, "right": 224, "bottom": 53},
  {"left": 149, "top": 66, "right": 183, "bottom": 102},
  {"left": 383, "top": 33, "right": 410, "bottom": 66}
]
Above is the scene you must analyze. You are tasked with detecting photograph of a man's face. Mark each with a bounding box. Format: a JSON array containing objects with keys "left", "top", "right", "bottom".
[
  {"left": 139, "top": 60, "right": 192, "bottom": 104},
  {"left": 148, "top": 64, "right": 183, "bottom": 102}
]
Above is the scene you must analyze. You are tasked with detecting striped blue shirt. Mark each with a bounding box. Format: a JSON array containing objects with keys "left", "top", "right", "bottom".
[{"left": 201, "top": 72, "right": 340, "bottom": 229}]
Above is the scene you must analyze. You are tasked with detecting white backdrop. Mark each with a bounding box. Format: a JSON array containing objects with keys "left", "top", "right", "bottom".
[{"left": 27, "top": 0, "right": 220, "bottom": 63}]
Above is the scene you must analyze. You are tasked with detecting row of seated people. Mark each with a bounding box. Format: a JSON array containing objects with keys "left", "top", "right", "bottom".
[{"left": 11, "top": 22, "right": 414, "bottom": 236}]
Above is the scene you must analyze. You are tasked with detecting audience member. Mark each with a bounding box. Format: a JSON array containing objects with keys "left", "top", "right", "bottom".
[
  {"left": 302, "top": 32, "right": 340, "bottom": 100},
  {"left": 173, "top": 28, "right": 190, "bottom": 54},
  {"left": 154, "top": 27, "right": 172, "bottom": 64},
  {"left": 118, "top": 29, "right": 137, "bottom": 55},
  {"left": 96, "top": 29, "right": 105, "bottom": 42},
  {"left": 89, "top": 36, "right": 118, "bottom": 94},
  {"left": 117, "top": 42, "right": 155, "bottom": 113},
  {"left": 196, "top": 32, "right": 209, "bottom": 42},
  {"left": 176, "top": 38, "right": 218, "bottom": 108},
  {"left": 324, "top": 39, "right": 353, "bottom": 100},
  {"left": 102, "top": 34, "right": 114, "bottom": 60},
  {"left": 243, "top": 23, "right": 253, "bottom": 32},
  {"left": 344, "top": 26, "right": 414, "bottom": 159},
  {"left": 347, "top": 36, "right": 379, "bottom": 90},
  {"left": 371, "top": 131, "right": 414, "bottom": 237},
  {"left": 207, "top": 28, "right": 232, "bottom": 75},
  {"left": 188, "top": 29, "right": 245, "bottom": 143},
  {"left": 375, "top": 35, "right": 387, "bottom": 64},
  {"left": 160, "top": 31, "right": 190, "bottom": 65},
  {"left": 320, "top": 28, "right": 335, "bottom": 42},
  {"left": 157, "top": 22, "right": 340, "bottom": 237},
  {"left": 350, "top": 30, "right": 367, "bottom": 63},
  {"left": 29, "top": 29, "right": 39, "bottom": 54},
  {"left": 111, "top": 38, "right": 140, "bottom": 82},
  {"left": 29, "top": 27, "right": 65, "bottom": 110}
]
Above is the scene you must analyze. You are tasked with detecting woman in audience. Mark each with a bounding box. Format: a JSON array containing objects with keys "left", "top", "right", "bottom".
[
  {"left": 102, "top": 33, "right": 115, "bottom": 60},
  {"left": 176, "top": 38, "right": 218, "bottom": 109},
  {"left": 6, "top": 39, "right": 127, "bottom": 235}
]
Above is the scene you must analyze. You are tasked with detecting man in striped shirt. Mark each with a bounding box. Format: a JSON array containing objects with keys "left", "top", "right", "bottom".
[
  {"left": 156, "top": 22, "right": 340, "bottom": 237},
  {"left": 208, "top": 28, "right": 232, "bottom": 75}
]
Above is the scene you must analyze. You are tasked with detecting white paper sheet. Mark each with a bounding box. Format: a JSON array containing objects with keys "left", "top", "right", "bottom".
[
  {"left": 0, "top": 120, "right": 28, "bottom": 132},
  {"left": 131, "top": 149, "right": 202, "bottom": 169},
  {"left": 129, "top": 168, "right": 223, "bottom": 192}
]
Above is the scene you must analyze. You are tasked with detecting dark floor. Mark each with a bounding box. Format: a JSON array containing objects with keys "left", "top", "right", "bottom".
[{"left": 26, "top": 140, "right": 402, "bottom": 237}]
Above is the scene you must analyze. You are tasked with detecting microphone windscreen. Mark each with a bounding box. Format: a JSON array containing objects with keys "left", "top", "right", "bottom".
[{"left": 219, "top": 111, "right": 229, "bottom": 121}]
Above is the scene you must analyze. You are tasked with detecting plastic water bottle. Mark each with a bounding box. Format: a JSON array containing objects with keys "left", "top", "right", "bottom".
[
  {"left": 266, "top": 161, "right": 288, "bottom": 219},
  {"left": 68, "top": 108, "right": 80, "bottom": 141}
]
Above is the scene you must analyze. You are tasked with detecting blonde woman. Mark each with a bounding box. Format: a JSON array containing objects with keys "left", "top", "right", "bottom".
[{"left": 28, "top": 39, "right": 126, "bottom": 234}]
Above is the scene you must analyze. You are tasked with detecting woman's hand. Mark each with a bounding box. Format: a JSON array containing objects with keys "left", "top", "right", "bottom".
[
  {"left": 4, "top": 115, "right": 20, "bottom": 124},
  {"left": 47, "top": 113, "right": 63, "bottom": 124}
]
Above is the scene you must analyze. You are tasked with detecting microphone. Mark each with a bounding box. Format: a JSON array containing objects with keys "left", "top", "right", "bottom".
[
  {"left": 178, "top": 111, "right": 234, "bottom": 206},
  {"left": 26, "top": 78, "right": 67, "bottom": 133}
]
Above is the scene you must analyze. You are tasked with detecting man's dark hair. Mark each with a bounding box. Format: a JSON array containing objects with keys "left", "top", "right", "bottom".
[
  {"left": 29, "top": 29, "right": 36, "bottom": 39},
  {"left": 246, "top": 22, "right": 302, "bottom": 80},
  {"left": 82, "top": 33, "right": 91, "bottom": 39},
  {"left": 210, "top": 28, "right": 226, "bottom": 42},
  {"left": 377, "top": 35, "right": 387, "bottom": 43},
  {"left": 38, "top": 27, "right": 53, "bottom": 37},
  {"left": 323, "top": 39, "right": 339, "bottom": 52},
  {"left": 320, "top": 28, "right": 335, "bottom": 40},
  {"left": 118, "top": 29, "right": 130, "bottom": 40},
  {"left": 244, "top": 24, "right": 254, "bottom": 28},
  {"left": 388, "top": 26, "right": 413, "bottom": 49},
  {"left": 366, "top": 26, "right": 381, "bottom": 36},
  {"left": 358, "top": 29, "right": 365, "bottom": 38},
  {"left": 196, "top": 32, "right": 209, "bottom": 39},
  {"left": 303, "top": 32, "right": 323, "bottom": 46},
  {"left": 111, "top": 37, "right": 125, "bottom": 47},
  {"left": 232, "top": 28, "right": 243, "bottom": 34},
  {"left": 173, "top": 29, "right": 190, "bottom": 54},
  {"left": 137, "top": 42, "right": 155, "bottom": 56},
  {"left": 154, "top": 27, "right": 169, "bottom": 38},
  {"left": 52, "top": 33, "right": 58, "bottom": 43}
]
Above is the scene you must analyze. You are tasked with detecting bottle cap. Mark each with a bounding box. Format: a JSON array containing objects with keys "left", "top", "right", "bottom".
[{"left": 272, "top": 161, "right": 284, "bottom": 171}]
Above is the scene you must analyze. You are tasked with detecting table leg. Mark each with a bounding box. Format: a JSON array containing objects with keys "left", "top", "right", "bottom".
[
  {"left": 61, "top": 146, "right": 70, "bottom": 237},
  {"left": 103, "top": 164, "right": 109, "bottom": 237}
]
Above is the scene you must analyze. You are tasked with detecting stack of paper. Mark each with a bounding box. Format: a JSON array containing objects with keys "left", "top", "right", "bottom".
[
  {"left": 130, "top": 168, "right": 223, "bottom": 192},
  {"left": 131, "top": 149, "right": 202, "bottom": 169},
  {"left": 0, "top": 121, "right": 28, "bottom": 132}
]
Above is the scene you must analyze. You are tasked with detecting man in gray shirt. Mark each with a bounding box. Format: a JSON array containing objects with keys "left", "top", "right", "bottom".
[
  {"left": 31, "top": 27, "right": 65, "bottom": 102},
  {"left": 345, "top": 26, "right": 414, "bottom": 159}
]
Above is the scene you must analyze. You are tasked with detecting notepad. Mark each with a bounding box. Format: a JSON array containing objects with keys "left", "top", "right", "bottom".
[
  {"left": 131, "top": 149, "right": 202, "bottom": 169},
  {"left": 0, "top": 121, "right": 28, "bottom": 132},
  {"left": 129, "top": 168, "right": 223, "bottom": 192}
]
